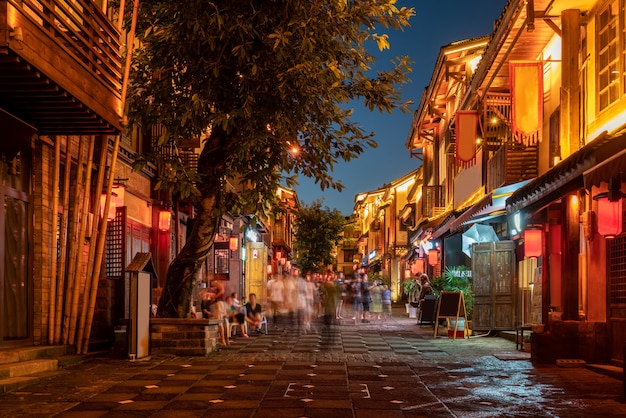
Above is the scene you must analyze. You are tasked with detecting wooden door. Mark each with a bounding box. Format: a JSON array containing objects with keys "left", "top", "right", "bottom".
[{"left": 472, "top": 241, "right": 517, "bottom": 331}]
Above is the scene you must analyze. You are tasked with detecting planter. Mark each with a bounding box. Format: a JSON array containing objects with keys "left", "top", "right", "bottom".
[
  {"left": 408, "top": 306, "right": 418, "bottom": 319},
  {"left": 150, "top": 318, "right": 220, "bottom": 356},
  {"left": 447, "top": 318, "right": 466, "bottom": 338},
  {"left": 405, "top": 303, "right": 410, "bottom": 314}
]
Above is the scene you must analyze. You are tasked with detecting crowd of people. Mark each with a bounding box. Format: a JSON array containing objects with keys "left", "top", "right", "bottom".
[{"left": 198, "top": 269, "right": 430, "bottom": 346}]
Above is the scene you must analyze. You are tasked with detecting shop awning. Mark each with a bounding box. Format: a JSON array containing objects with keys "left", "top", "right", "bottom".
[
  {"left": 449, "top": 179, "right": 531, "bottom": 230},
  {"left": 409, "top": 214, "right": 448, "bottom": 244},
  {"left": 431, "top": 210, "right": 465, "bottom": 239},
  {"left": 403, "top": 246, "right": 420, "bottom": 261},
  {"left": 507, "top": 132, "right": 626, "bottom": 216},
  {"left": 583, "top": 137, "right": 626, "bottom": 188}
]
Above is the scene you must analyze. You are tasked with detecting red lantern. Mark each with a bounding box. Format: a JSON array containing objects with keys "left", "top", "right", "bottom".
[
  {"left": 410, "top": 259, "right": 425, "bottom": 274},
  {"left": 229, "top": 236, "right": 239, "bottom": 251},
  {"left": 523, "top": 229, "right": 542, "bottom": 258},
  {"left": 597, "top": 196, "right": 623, "bottom": 238},
  {"left": 159, "top": 210, "right": 171, "bottom": 231},
  {"left": 275, "top": 251, "right": 282, "bottom": 260},
  {"left": 428, "top": 249, "right": 439, "bottom": 266}
]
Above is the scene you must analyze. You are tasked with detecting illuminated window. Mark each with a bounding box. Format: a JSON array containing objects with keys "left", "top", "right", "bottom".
[
  {"left": 597, "top": 1, "right": 621, "bottom": 111},
  {"left": 215, "top": 249, "right": 229, "bottom": 274}
]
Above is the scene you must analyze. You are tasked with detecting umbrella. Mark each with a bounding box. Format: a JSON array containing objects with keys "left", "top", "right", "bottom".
[{"left": 462, "top": 224, "right": 499, "bottom": 257}]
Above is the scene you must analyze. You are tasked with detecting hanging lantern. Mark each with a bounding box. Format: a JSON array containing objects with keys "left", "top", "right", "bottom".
[
  {"left": 593, "top": 176, "right": 626, "bottom": 239},
  {"left": 523, "top": 229, "right": 543, "bottom": 258},
  {"left": 159, "top": 210, "right": 171, "bottom": 231},
  {"left": 428, "top": 249, "right": 439, "bottom": 266},
  {"left": 229, "top": 236, "right": 239, "bottom": 251},
  {"left": 404, "top": 269, "right": 411, "bottom": 279},
  {"left": 275, "top": 250, "right": 282, "bottom": 260},
  {"left": 410, "top": 259, "right": 425, "bottom": 275},
  {"left": 100, "top": 193, "right": 116, "bottom": 221},
  {"left": 596, "top": 196, "right": 623, "bottom": 238},
  {"left": 267, "top": 265, "right": 273, "bottom": 274}
]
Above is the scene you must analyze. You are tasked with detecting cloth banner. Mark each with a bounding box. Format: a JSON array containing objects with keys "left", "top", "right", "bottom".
[
  {"left": 455, "top": 110, "right": 478, "bottom": 167},
  {"left": 510, "top": 61, "right": 543, "bottom": 145}
]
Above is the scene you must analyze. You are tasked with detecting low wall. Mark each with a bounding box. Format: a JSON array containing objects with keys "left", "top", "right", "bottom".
[{"left": 150, "top": 318, "right": 220, "bottom": 356}]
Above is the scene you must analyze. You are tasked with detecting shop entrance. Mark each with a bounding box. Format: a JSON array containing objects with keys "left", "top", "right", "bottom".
[
  {"left": 471, "top": 240, "right": 517, "bottom": 331},
  {"left": 607, "top": 235, "right": 626, "bottom": 366},
  {"left": 0, "top": 160, "right": 32, "bottom": 347}
]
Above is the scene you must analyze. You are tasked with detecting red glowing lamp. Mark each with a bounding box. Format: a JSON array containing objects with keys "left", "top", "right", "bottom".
[
  {"left": 229, "top": 236, "right": 239, "bottom": 251},
  {"left": 428, "top": 249, "right": 439, "bottom": 266},
  {"left": 596, "top": 196, "right": 623, "bottom": 238},
  {"left": 523, "top": 229, "right": 542, "bottom": 258},
  {"left": 411, "top": 259, "right": 425, "bottom": 274},
  {"left": 159, "top": 210, "right": 171, "bottom": 231},
  {"left": 593, "top": 176, "right": 625, "bottom": 239}
]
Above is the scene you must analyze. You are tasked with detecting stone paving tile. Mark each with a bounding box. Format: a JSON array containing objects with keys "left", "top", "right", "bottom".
[{"left": 2, "top": 306, "right": 626, "bottom": 417}]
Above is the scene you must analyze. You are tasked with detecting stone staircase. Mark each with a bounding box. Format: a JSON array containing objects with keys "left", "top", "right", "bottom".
[{"left": 0, "top": 345, "right": 87, "bottom": 394}]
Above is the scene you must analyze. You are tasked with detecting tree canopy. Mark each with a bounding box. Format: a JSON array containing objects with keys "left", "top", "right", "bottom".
[
  {"left": 293, "top": 200, "right": 346, "bottom": 273},
  {"left": 126, "top": 0, "right": 414, "bottom": 317}
]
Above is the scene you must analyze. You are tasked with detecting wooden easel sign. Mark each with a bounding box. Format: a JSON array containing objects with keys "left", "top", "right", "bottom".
[{"left": 433, "top": 291, "right": 467, "bottom": 339}]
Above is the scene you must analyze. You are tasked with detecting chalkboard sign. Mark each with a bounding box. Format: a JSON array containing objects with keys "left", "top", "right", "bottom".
[
  {"left": 437, "top": 292, "right": 465, "bottom": 317},
  {"left": 433, "top": 291, "right": 467, "bottom": 339}
]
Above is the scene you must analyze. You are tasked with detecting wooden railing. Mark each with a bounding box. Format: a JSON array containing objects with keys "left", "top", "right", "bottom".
[
  {"left": 12, "top": 0, "right": 121, "bottom": 94},
  {"left": 487, "top": 142, "right": 538, "bottom": 191},
  {"left": 421, "top": 185, "right": 445, "bottom": 218}
]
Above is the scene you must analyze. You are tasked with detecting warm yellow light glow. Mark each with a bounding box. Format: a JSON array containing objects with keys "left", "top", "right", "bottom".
[
  {"left": 589, "top": 109, "right": 626, "bottom": 141},
  {"left": 395, "top": 178, "right": 414, "bottom": 192},
  {"left": 8, "top": 5, "right": 17, "bottom": 29},
  {"left": 469, "top": 55, "right": 482, "bottom": 72},
  {"left": 490, "top": 117, "right": 499, "bottom": 125},
  {"left": 571, "top": 195, "right": 578, "bottom": 206},
  {"left": 291, "top": 147, "right": 298, "bottom": 154}
]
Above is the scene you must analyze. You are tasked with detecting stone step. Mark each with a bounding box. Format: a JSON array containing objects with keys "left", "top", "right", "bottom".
[
  {"left": 0, "top": 370, "right": 64, "bottom": 394},
  {"left": 0, "top": 345, "right": 71, "bottom": 366},
  {"left": 0, "top": 358, "right": 58, "bottom": 379}
]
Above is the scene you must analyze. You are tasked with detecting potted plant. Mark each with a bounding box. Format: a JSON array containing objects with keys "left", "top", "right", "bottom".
[
  {"left": 431, "top": 266, "right": 473, "bottom": 332},
  {"left": 401, "top": 278, "right": 421, "bottom": 318}
]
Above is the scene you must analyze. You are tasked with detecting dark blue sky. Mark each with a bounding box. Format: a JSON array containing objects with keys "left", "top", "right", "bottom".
[{"left": 294, "top": 0, "right": 508, "bottom": 215}]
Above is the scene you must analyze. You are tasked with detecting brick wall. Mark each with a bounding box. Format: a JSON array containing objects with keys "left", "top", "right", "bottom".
[{"left": 150, "top": 318, "right": 219, "bottom": 356}]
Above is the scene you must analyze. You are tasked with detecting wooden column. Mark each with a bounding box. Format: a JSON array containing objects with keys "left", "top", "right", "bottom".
[
  {"left": 561, "top": 195, "right": 580, "bottom": 320},
  {"left": 560, "top": 9, "right": 581, "bottom": 156}
]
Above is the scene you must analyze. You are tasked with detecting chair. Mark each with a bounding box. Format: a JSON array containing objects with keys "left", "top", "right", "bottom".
[
  {"left": 229, "top": 307, "right": 248, "bottom": 337},
  {"left": 259, "top": 313, "right": 268, "bottom": 335}
]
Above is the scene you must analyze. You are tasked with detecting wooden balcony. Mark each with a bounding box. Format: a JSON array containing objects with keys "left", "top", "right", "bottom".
[
  {"left": 486, "top": 141, "right": 538, "bottom": 191},
  {"left": 481, "top": 92, "right": 538, "bottom": 190},
  {"left": 0, "top": 0, "right": 122, "bottom": 134},
  {"left": 421, "top": 185, "right": 445, "bottom": 218}
]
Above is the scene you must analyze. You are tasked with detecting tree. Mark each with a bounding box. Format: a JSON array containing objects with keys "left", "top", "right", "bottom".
[
  {"left": 293, "top": 200, "right": 346, "bottom": 273},
  {"left": 128, "top": 0, "right": 414, "bottom": 317}
]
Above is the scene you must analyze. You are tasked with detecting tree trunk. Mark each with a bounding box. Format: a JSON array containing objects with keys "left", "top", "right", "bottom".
[{"left": 156, "top": 126, "right": 231, "bottom": 318}]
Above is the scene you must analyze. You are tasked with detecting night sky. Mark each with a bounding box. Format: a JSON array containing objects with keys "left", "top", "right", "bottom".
[{"left": 294, "top": 0, "right": 508, "bottom": 215}]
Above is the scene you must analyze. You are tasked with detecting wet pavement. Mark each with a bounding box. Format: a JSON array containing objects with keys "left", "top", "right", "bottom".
[{"left": 1, "top": 306, "right": 625, "bottom": 417}]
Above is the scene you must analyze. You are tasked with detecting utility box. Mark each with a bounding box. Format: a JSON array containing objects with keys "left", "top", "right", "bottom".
[{"left": 126, "top": 252, "right": 157, "bottom": 360}]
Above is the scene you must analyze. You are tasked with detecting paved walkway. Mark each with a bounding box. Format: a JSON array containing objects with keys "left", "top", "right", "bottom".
[{"left": 1, "top": 306, "right": 625, "bottom": 417}]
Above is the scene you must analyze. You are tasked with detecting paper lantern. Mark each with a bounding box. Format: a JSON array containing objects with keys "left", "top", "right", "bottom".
[
  {"left": 229, "top": 236, "right": 239, "bottom": 251},
  {"left": 428, "top": 249, "right": 439, "bottom": 266},
  {"left": 267, "top": 265, "right": 273, "bottom": 274},
  {"left": 523, "top": 229, "right": 542, "bottom": 258},
  {"left": 100, "top": 193, "right": 116, "bottom": 221},
  {"left": 158, "top": 210, "right": 171, "bottom": 231},
  {"left": 597, "top": 196, "right": 623, "bottom": 238},
  {"left": 410, "top": 259, "right": 425, "bottom": 274}
]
